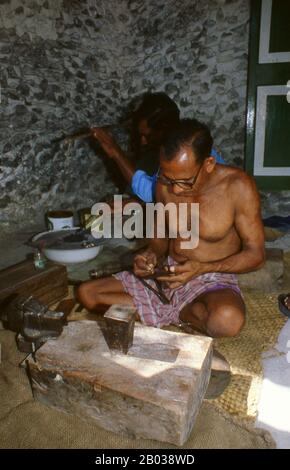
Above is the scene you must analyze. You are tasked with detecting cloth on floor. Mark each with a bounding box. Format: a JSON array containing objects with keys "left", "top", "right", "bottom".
[{"left": 263, "top": 216, "right": 290, "bottom": 232}]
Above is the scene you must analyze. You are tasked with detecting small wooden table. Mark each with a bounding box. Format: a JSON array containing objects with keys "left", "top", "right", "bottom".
[{"left": 0, "top": 260, "right": 68, "bottom": 306}]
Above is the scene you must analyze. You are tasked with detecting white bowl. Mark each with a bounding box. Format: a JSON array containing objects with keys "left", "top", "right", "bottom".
[
  {"left": 32, "top": 228, "right": 103, "bottom": 265},
  {"left": 42, "top": 245, "right": 102, "bottom": 264}
]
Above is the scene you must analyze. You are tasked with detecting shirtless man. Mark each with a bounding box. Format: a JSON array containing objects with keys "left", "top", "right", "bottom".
[{"left": 78, "top": 119, "right": 265, "bottom": 338}]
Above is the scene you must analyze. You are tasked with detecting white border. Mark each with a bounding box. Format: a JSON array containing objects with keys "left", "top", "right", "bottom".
[
  {"left": 259, "top": 0, "right": 290, "bottom": 64},
  {"left": 254, "top": 85, "right": 290, "bottom": 176}
]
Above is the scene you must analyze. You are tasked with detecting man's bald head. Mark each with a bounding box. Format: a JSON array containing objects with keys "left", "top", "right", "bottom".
[{"left": 162, "top": 118, "right": 213, "bottom": 164}]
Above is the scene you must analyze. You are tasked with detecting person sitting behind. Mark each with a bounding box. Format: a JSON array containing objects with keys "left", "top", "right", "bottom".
[{"left": 91, "top": 92, "right": 225, "bottom": 202}]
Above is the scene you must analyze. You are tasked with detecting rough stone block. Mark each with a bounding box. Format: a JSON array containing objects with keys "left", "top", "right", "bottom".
[{"left": 27, "top": 320, "right": 213, "bottom": 445}]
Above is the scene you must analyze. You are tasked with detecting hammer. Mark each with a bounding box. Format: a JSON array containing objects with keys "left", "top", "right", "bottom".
[{"left": 52, "top": 119, "right": 131, "bottom": 147}]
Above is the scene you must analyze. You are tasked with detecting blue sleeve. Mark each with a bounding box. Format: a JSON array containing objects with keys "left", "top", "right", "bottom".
[
  {"left": 131, "top": 170, "right": 157, "bottom": 203},
  {"left": 211, "top": 147, "right": 226, "bottom": 165}
]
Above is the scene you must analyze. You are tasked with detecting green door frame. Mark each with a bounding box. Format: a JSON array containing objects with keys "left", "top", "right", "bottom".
[{"left": 245, "top": 0, "right": 290, "bottom": 190}]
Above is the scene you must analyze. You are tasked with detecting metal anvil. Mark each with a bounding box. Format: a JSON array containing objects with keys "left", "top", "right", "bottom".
[{"left": 103, "top": 304, "right": 136, "bottom": 354}]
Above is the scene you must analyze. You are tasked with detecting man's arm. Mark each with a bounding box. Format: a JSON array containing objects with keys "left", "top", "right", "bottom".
[
  {"left": 202, "top": 174, "right": 265, "bottom": 274},
  {"left": 133, "top": 209, "right": 169, "bottom": 277},
  {"left": 91, "top": 128, "right": 135, "bottom": 184},
  {"left": 148, "top": 234, "right": 169, "bottom": 260},
  {"left": 133, "top": 237, "right": 169, "bottom": 277},
  {"left": 92, "top": 128, "right": 158, "bottom": 203}
]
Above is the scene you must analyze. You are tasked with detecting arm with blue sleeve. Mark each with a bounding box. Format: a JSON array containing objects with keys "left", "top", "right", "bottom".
[
  {"left": 131, "top": 171, "right": 158, "bottom": 203},
  {"left": 131, "top": 147, "right": 225, "bottom": 203}
]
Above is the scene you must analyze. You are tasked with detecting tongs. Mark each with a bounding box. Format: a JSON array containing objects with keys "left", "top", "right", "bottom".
[{"left": 137, "top": 277, "right": 172, "bottom": 305}]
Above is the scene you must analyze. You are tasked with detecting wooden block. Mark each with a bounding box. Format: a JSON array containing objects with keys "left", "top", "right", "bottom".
[
  {"left": 0, "top": 260, "right": 68, "bottom": 306},
  {"left": 27, "top": 320, "right": 213, "bottom": 445}
]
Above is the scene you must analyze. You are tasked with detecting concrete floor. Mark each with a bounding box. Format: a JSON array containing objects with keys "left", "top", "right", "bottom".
[{"left": 1, "top": 226, "right": 290, "bottom": 448}]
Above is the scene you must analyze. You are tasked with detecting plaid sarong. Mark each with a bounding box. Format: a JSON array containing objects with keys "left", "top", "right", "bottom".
[{"left": 113, "top": 257, "right": 241, "bottom": 328}]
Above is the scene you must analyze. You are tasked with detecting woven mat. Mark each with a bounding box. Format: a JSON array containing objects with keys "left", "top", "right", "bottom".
[
  {"left": 61, "top": 287, "right": 287, "bottom": 424},
  {"left": 213, "top": 291, "right": 287, "bottom": 422}
]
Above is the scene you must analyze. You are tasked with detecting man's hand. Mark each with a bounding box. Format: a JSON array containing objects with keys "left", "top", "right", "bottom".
[
  {"left": 91, "top": 127, "right": 123, "bottom": 160},
  {"left": 133, "top": 250, "right": 158, "bottom": 278},
  {"left": 156, "top": 260, "right": 206, "bottom": 289}
]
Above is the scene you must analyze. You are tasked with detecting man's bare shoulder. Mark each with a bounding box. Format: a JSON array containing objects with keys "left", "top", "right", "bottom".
[{"left": 217, "top": 165, "right": 259, "bottom": 199}]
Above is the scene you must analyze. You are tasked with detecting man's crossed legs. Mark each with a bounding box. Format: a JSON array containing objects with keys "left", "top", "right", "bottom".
[{"left": 77, "top": 276, "right": 245, "bottom": 338}]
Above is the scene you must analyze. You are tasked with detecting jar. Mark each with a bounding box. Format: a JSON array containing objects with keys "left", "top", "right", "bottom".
[{"left": 34, "top": 250, "right": 46, "bottom": 269}]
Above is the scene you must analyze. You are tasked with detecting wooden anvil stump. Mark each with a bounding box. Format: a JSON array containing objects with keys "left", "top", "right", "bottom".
[{"left": 27, "top": 320, "right": 213, "bottom": 445}]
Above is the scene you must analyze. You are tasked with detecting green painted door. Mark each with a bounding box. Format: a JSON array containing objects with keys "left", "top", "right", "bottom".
[{"left": 246, "top": 0, "right": 290, "bottom": 190}]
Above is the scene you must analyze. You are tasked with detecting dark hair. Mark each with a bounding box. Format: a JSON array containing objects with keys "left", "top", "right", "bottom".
[
  {"left": 133, "top": 92, "right": 180, "bottom": 132},
  {"left": 162, "top": 118, "right": 213, "bottom": 164}
]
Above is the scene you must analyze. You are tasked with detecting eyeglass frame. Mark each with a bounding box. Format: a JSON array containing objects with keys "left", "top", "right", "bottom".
[{"left": 156, "top": 162, "right": 204, "bottom": 190}]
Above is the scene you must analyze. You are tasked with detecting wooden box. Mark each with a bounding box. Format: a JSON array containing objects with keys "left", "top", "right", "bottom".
[{"left": 0, "top": 260, "right": 68, "bottom": 307}]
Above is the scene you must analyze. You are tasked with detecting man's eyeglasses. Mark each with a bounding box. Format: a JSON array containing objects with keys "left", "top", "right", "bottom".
[{"left": 156, "top": 163, "right": 203, "bottom": 190}]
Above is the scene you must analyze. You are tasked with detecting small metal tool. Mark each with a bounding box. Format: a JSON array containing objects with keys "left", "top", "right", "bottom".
[{"left": 137, "top": 277, "right": 172, "bottom": 305}]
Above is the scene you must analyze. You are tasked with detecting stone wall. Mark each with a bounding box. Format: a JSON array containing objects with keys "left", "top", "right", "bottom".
[
  {"left": 126, "top": 0, "right": 250, "bottom": 169},
  {"left": 125, "top": 0, "right": 290, "bottom": 217},
  {"left": 0, "top": 0, "right": 289, "bottom": 230},
  {"left": 0, "top": 0, "right": 128, "bottom": 229}
]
